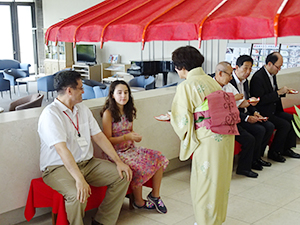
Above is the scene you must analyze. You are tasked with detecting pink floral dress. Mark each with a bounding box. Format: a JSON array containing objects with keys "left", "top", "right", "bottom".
[{"left": 111, "top": 115, "right": 169, "bottom": 188}]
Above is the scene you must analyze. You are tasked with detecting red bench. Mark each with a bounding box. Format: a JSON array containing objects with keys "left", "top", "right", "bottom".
[
  {"left": 24, "top": 178, "right": 107, "bottom": 225},
  {"left": 284, "top": 105, "right": 300, "bottom": 115},
  {"left": 25, "top": 177, "right": 153, "bottom": 225}
]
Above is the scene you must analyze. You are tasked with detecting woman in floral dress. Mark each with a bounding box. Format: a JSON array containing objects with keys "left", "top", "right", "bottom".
[{"left": 101, "top": 80, "right": 169, "bottom": 214}]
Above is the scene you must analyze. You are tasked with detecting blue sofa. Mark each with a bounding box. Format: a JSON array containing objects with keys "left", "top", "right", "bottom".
[
  {"left": 0, "top": 59, "right": 31, "bottom": 78},
  {"left": 93, "top": 86, "right": 109, "bottom": 98},
  {"left": 82, "top": 79, "right": 107, "bottom": 100},
  {"left": 3, "top": 69, "right": 28, "bottom": 94},
  {"left": 128, "top": 75, "right": 155, "bottom": 90},
  {"left": 37, "top": 75, "right": 56, "bottom": 101}
]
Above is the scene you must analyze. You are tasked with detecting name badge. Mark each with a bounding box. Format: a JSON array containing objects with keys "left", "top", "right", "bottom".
[{"left": 77, "top": 136, "right": 88, "bottom": 149}]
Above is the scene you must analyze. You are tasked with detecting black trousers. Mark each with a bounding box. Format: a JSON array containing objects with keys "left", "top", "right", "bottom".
[
  {"left": 268, "top": 111, "right": 296, "bottom": 154},
  {"left": 235, "top": 120, "right": 274, "bottom": 170}
]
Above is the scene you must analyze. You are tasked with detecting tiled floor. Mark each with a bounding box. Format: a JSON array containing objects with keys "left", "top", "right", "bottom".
[{"left": 17, "top": 145, "right": 300, "bottom": 225}]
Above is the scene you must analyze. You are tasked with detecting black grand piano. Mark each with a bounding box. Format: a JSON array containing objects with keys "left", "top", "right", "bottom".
[{"left": 127, "top": 60, "right": 175, "bottom": 86}]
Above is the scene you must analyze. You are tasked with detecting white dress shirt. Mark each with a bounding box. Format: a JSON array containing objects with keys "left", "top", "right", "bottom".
[
  {"left": 232, "top": 71, "right": 247, "bottom": 96},
  {"left": 38, "top": 98, "right": 101, "bottom": 171},
  {"left": 264, "top": 66, "right": 275, "bottom": 90}
]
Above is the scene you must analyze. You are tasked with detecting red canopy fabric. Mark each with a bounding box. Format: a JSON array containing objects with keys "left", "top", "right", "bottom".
[
  {"left": 45, "top": 0, "right": 300, "bottom": 49},
  {"left": 278, "top": 0, "right": 300, "bottom": 37}
]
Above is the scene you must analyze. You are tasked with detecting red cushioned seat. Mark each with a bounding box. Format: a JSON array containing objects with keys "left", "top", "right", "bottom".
[
  {"left": 284, "top": 105, "right": 300, "bottom": 115},
  {"left": 234, "top": 141, "right": 242, "bottom": 155},
  {"left": 25, "top": 177, "right": 153, "bottom": 224},
  {"left": 25, "top": 178, "right": 107, "bottom": 225}
]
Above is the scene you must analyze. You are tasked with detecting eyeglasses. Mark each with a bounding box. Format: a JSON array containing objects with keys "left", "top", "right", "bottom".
[
  {"left": 75, "top": 86, "right": 84, "bottom": 91},
  {"left": 220, "top": 70, "right": 232, "bottom": 77},
  {"left": 273, "top": 64, "right": 281, "bottom": 71}
]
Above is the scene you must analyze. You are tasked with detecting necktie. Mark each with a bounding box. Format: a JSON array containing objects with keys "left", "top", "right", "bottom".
[{"left": 273, "top": 75, "right": 277, "bottom": 91}]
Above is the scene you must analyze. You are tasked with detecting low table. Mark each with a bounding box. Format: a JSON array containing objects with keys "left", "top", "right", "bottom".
[
  {"left": 102, "top": 77, "right": 124, "bottom": 83},
  {"left": 16, "top": 74, "right": 46, "bottom": 96},
  {"left": 131, "top": 87, "right": 145, "bottom": 92}
]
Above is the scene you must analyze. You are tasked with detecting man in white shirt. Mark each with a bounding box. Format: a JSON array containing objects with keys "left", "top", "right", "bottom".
[
  {"left": 250, "top": 52, "right": 300, "bottom": 162},
  {"left": 38, "top": 70, "right": 132, "bottom": 225}
]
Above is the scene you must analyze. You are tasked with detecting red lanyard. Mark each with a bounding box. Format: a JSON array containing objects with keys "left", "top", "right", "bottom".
[{"left": 63, "top": 111, "right": 81, "bottom": 137}]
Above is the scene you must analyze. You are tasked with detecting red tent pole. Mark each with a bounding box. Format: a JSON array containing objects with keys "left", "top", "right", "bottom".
[
  {"left": 100, "top": 0, "right": 152, "bottom": 49},
  {"left": 46, "top": 0, "right": 114, "bottom": 46},
  {"left": 72, "top": 0, "right": 130, "bottom": 47},
  {"left": 141, "top": 0, "right": 185, "bottom": 50},
  {"left": 198, "top": 0, "right": 228, "bottom": 48}
]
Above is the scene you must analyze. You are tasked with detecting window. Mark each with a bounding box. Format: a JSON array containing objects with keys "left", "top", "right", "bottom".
[{"left": 0, "top": 1, "right": 36, "bottom": 74}]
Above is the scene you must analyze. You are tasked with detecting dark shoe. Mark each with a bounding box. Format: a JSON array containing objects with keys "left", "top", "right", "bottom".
[
  {"left": 91, "top": 219, "right": 103, "bottom": 225},
  {"left": 282, "top": 149, "right": 300, "bottom": 158},
  {"left": 252, "top": 161, "right": 263, "bottom": 170},
  {"left": 268, "top": 152, "right": 286, "bottom": 162},
  {"left": 133, "top": 200, "right": 155, "bottom": 210},
  {"left": 258, "top": 158, "right": 272, "bottom": 167},
  {"left": 147, "top": 192, "right": 167, "bottom": 214},
  {"left": 236, "top": 169, "right": 258, "bottom": 178}
]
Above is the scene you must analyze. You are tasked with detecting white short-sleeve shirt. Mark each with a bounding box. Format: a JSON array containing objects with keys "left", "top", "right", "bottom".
[{"left": 38, "top": 99, "right": 101, "bottom": 171}]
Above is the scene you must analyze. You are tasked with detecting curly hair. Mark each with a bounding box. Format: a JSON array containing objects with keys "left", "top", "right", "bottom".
[
  {"left": 172, "top": 46, "right": 204, "bottom": 71},
  {"left": 100, "top": 80, "right": 136, "bottom": 122}
]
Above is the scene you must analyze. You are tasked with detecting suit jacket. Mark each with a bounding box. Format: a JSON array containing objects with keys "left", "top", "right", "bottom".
[
  {"left": 249, "top": 66, "right": 284, "bottom": 117},
  {"left": 230, "top": 78, "right": 257, "bottom": 121}
]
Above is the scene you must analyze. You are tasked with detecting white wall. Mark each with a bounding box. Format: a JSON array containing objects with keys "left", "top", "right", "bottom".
[{"left": 42, "top": 0, "right": 103, "bottom": 27}]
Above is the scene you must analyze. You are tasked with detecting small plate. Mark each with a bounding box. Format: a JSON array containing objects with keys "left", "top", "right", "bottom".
[
  {"left": 154, "top": 114, "right": 170, "bottom": 121},
  {"left": 289, "top": 89, "right": 299, "bottom": 94},
  {"left": 248, "top": 97, "right": 260, "bottom": 103},
  {"left": 257, "top": 117, "right": 268, "bottom": 122}
]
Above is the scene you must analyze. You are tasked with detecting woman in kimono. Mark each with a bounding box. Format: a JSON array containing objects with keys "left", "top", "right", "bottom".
[{"left": 170, "top": 46, "right": 238, "bottom": 225}]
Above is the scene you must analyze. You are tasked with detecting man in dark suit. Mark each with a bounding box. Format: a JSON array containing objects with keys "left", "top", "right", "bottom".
[
  {"left": 231, "top": 55, "right": 275, "bottom": 169},
  {"left": 250, "top": 52, "right": 300, "bottom": 162}
]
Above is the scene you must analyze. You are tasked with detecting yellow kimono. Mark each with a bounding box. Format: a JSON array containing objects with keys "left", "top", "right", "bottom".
[{"left": 171, "top": 67, "right": 234, "bottom": 225}]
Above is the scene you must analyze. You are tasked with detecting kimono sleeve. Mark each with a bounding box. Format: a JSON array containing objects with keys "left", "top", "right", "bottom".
[{"left": 170, "top": 84, "right": 200, "bottom": 161}]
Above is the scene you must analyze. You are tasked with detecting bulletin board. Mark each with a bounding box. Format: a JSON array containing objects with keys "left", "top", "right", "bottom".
[
  {"left": 225, "top": 43, "right": 252, "bottom": 67},
  {"left": 251, "top": 44, "right": 280, "bottom": 73},
  {"left": 280, "top": 44, "right": 300, "bottom": 69}
]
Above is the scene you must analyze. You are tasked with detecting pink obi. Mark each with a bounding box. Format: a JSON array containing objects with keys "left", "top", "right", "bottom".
[{"left": 194, "top": 90, "right": 240, "bottom": 135}]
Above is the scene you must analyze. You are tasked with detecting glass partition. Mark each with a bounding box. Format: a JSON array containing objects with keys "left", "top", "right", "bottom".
[
  {"left": 18, "top": 5, "right": 35, "bottom": 73},
  {"left": 0, "top": 5, "right": 14, "bottom": 59}
]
